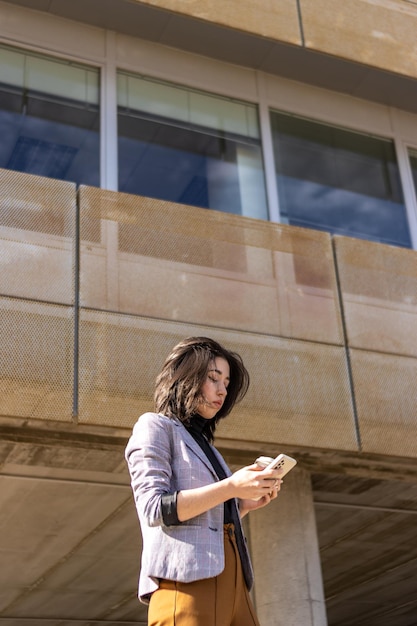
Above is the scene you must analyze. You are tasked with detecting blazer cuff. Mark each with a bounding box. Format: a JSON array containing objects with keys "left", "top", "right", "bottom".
[{"left": 161, "top": 491, "right": 181, "bottom": 526}]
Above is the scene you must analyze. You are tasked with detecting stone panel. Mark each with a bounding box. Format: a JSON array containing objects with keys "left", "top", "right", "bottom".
[
  {"left": 334, "top": 236, "right": 417, "bottom": 357},
  {"left": 217, "top": 331, "right": 357, "bottom": 451},
  {"left": 78, "top": 313, "right": 357, "bottom": 452},
  {"left": 0, "top": 298, "right": 74, "bottom": 421},
  {"left": 129, "top": 0, "right": 301, "bottom": 44},
  {"left": 79, "top": 186, "right": 343, "bottom": 345},
  {"left": 0, "top": 168, "right": 76, "bottom": 305},
  {"left": 301, "top": 0, "right": 417, "bottom": 79},
  {"left": 351, "top": 348, "right": 417, "bottom": 457}
]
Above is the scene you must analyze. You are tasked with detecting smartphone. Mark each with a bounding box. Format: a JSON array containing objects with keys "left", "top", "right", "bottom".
[{"left": 255, "top": 453, "right": 297, "bottom": 477}]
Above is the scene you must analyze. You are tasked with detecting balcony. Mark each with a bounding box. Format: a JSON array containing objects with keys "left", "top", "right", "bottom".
[{"left": 1, "top": 168, "right": 417, "bottom": 457}]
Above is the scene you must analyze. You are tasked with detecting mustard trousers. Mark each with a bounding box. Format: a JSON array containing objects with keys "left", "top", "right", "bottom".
[{"left": 147, "top": 524, "right": 260, "bottom": 626}]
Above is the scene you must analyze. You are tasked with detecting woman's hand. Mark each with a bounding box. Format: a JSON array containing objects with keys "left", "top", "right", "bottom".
[
  {"left": 227, "top": 463, "right": 283, "bottom": 503},
  {"left": 238, "top": 479, "right": 282, "bottom": 517},
  {"left": 176, "top": 463, "right": 282, "bottom": 522}
]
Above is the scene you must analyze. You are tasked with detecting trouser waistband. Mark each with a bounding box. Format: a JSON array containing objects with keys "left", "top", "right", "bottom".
[{"left": 224, "top": 522, "right": 235, "bottom": 533}]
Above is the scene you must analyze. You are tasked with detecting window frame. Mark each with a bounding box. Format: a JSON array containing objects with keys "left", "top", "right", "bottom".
[{"left": 2, "top": 4, "right": 417, "bottom": 248}]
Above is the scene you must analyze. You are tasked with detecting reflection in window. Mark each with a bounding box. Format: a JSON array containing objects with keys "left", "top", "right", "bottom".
[
  {"left": 0, "top": 44, "right": 100, "bottom": 187},
  {"left": 270, "top": 111, "right": 411, "bottom": 248},
  {"left": 117, "top": 72, "right": 268, "bottom": 220}
]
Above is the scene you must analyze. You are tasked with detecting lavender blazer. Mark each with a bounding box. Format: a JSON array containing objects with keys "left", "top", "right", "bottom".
[{"left": 125, "top": 412, "right": 253, "bottom": 603}]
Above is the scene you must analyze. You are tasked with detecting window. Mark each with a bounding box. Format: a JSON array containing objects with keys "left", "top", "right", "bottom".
[
  {"left": 270, "top": 111, "right": 411, "bottom": 248},
  {"left": 0, "top": 45, "right": 100, "bottom": 187},
  {"left": 117, "top": 72, "right": 268, "bottom": 220}
]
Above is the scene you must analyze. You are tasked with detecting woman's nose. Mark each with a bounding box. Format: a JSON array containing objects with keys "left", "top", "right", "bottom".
[{"left": 218, "top": 382, "right": 227, "bottom": 396}]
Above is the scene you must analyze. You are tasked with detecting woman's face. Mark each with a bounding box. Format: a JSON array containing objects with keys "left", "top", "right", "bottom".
[{"left": 196, "top": 357, "right": 230, "bottom": 420}]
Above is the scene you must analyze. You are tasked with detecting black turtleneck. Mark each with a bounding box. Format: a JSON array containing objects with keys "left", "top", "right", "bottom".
[
  {"left": 161, "top": 416, "right": 233, "bottom": 526},
  {"left": 185, "top": 415, "right": 234, "bottom": 524}
]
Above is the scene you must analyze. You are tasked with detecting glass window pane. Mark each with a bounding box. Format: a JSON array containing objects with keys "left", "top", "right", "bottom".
[
  {"left": 117, "top": 72, "right": 268, "bottom": 220},
  {"left": 270, "top": 111, "right": 411, "bottom": 248},
  {"left": 0, "top": 44, "right": 100, "bottom": 187}
]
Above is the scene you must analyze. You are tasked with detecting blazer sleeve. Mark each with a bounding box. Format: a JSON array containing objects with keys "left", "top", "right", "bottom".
[{"left": 125, "top": 412, "right": 175, "bottom": 528}]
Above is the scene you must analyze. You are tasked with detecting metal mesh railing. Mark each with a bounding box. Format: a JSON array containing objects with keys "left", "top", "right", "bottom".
[
  {"left": 334, "top": 235, "right": 417, "bottom": 456},
  {"left": 3, "top": 171, "right": 417, "bottom": 457},
  {"left": 0, "top": 297, "right": 74, "bottom": 420},
  {"left": 77, "top": 312, "right": 357, "bottom": 450},
  {"left": 0, "top": 168, "right": 76, "bottom": 305},
  {"left": 0, "top": 169, "right": 76, "bottom": 421},
  {"left": 217, "top": 332, "right": 355, "bottom": 450},
  {"left": 334, "top": 236, "right": 417, "bottom": 357},
  {"left": 79, "top": 185, "right": 344, "bottom": 345},
  {"left": 350, "top": 348, "right": 417, "bottom": 457}
]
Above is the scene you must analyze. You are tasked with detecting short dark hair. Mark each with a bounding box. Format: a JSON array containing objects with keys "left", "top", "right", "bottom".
[{"left": 154, "top": 336, "right": 250, "bottom": 441}]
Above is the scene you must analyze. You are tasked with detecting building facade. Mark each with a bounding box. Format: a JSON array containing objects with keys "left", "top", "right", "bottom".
[{"left": 1, "top": 1, "right": 417, "bottom": 625}]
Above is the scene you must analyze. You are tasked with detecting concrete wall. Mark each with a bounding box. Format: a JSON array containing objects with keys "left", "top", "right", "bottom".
[
  {"left": 133, "top": 0, "right": 417, "bottom": 80},
  {"left": 1, "top": 169, "right": 417, "bottom": 459}
]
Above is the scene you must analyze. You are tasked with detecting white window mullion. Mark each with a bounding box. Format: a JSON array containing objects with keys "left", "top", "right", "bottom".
[
  {"left": 394, "top": 137, "right": 417, "bottom": 250},
  {"left": 256, "top": 71, "right": 281, "bottom": 223},
  {"left": 100, "top": 30, "right": 118, "bottom": 191},
  {"left": 99, "top": 31, "right": 120, "bottom": 309}
]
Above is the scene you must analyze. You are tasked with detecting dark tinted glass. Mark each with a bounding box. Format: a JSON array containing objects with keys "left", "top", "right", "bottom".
[
  {"left": 0, "top": 47, "right": 100, "bottom": 187},
  {"left": 117, "top": 74, "right": 267, "bottom": 219},
  {"left": 271, "top": 111, "right": 411, "bottom": 248}
]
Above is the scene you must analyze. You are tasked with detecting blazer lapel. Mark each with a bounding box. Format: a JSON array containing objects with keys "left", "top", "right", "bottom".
[{"left": 172, "top": 417, "right": 220, "bottom": 479}]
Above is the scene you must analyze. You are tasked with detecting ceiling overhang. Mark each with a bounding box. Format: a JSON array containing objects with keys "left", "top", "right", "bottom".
[{"left": 3, "top": 0, "right": 417, "bottom": 114}]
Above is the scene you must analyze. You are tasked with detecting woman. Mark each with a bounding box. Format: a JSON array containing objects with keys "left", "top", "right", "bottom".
[{"left": 125, "top": 336, "right": 283, "bottom": 626}]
